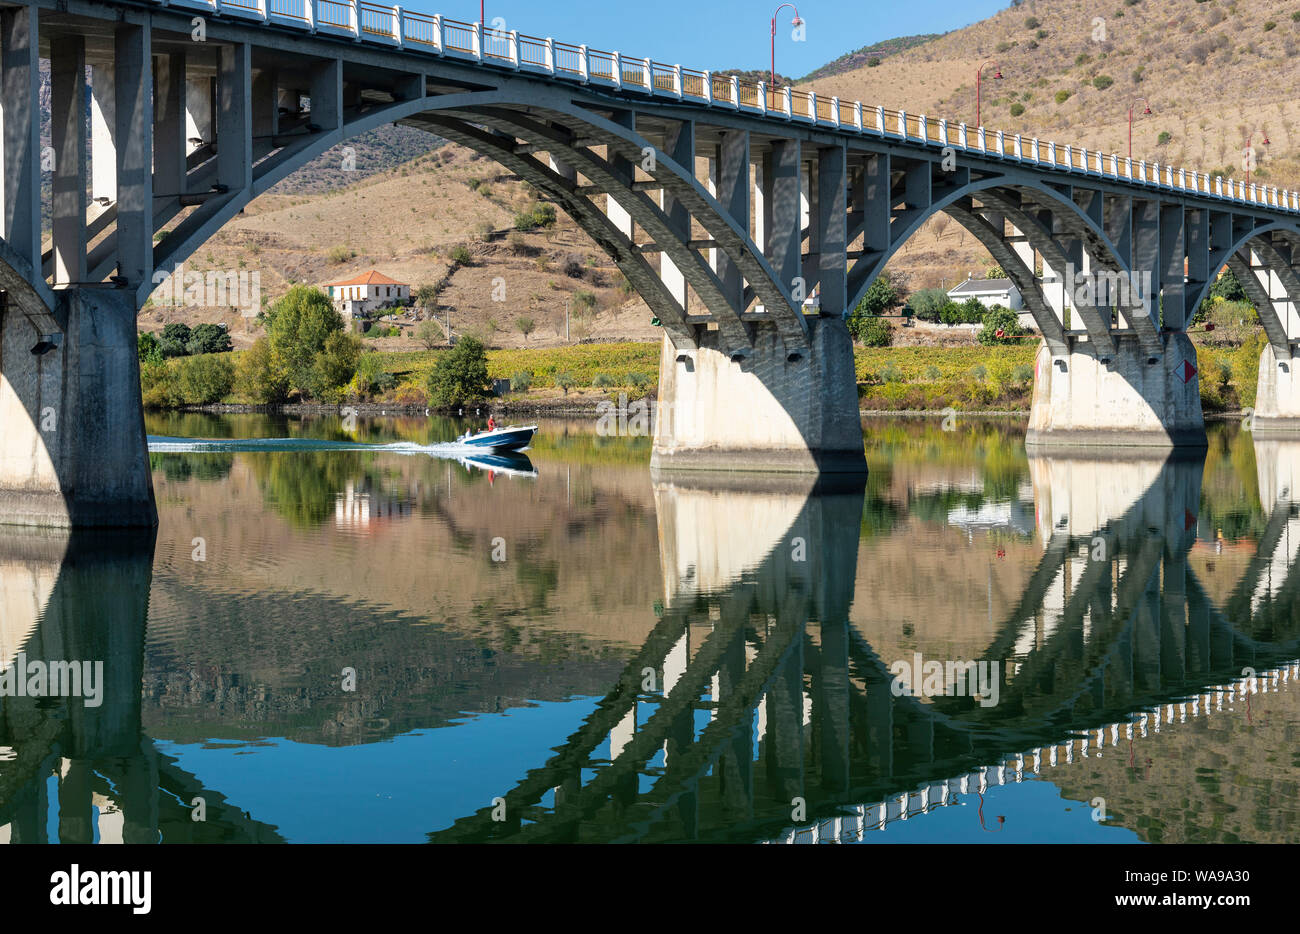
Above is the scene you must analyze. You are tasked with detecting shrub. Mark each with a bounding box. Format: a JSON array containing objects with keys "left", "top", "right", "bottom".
[
  {"left": 415, "top": 319, "right": 444, "bottom": 350},
  {"left": 554, "top": 370, "right": 576, "bottom": 395},
  {"left": 923, "top": 365, "right": 942, "bottom": 381},
  {"left": 1157, "top": 131, "right": 1172, "bottom": 145},
  {"left": 573, "top": 289, "right": 598, "bottom": 311},
  {"left": 979, "top": 306, "right": 1027, "bottom": 345},
  {"left": 562, "top": 253, "right": 586, "bottom": 278},
  {"left": 879, "top": 363, "right": 904, "bottom": 383},
  {"left": 175, "top": 353, "right": 235, "bottom": 404},
  {"left": 969, "top": 364, "right": 988, "bottom": 382},
  {"left": 427, "top": 335, "right": 490, "bottom": 407},
  {"left": 326, "top": 245, "right": 354, "bottom": 264},
  {"left": 515, "top": 316, "right": 536, "bottom": 341},
  {"left": 1012, "top": 363, "right": 1035, "bottom": 382},
  {"left": 1264, "top": 21, "right": 1277, "bottom": 31},
  {"left": 234, "top": 337, "right": 287, "bottom": 404},
  {"left": 1024, "top": 16, "right": 1040, "bottom": 28},
  {"left": 510, "top": 370, "right": 533, "bottom": 392},
  {"left": 138, "top": 331, "right": 163, "bottom": 365},
  {"left": 1010, "top": 103, "right": 1026, "bottom": 117},
  {"left": 1055, "top": 90, "right": 1070, "bottom": 103},
  {"left": 449, "top": 245, "right": 472, "bottom": 265},
  {"left": 507, "top": 231, "right": 529, "bottom": 254},
  {"left": 904, "top": 288, "right": 950, "bottom": 323},
  {"left": 475, "top": 221, "right": 494, "bottom": 242},
  {"left": 1092, "top": 74, "right": 1115, "bottom": 90},
  {"left": 415, "top": 283, "right": 440, "bottom": 307},
  {"left": 592, "top": 372, "right": 616, "bottom": 388},
  {"left": 628, "top": 371, "right": 652, "bottom": 393},
  {"left": 1035, "top": 28, "right": 1048, "bottom": 38},
  {"left": 867, "top": 57, "right": 882, "bottom": 67},
  {"left": 858, "top": 317, "right": 892, "bottom": 347}
]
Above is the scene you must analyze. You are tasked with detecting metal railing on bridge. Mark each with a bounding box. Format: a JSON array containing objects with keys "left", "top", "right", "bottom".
[{"left": 155, "top": 0, "right": 1300, "bottom": 215}]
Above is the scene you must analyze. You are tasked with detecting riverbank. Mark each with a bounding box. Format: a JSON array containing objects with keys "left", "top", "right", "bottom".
[{"left": 142, "top": 337, "right": 1265, "bottom": 414}]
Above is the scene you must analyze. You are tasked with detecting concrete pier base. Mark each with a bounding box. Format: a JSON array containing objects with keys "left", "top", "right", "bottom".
[
  {"left": 1250, "top": 342, "right": 1300, "bottom": 433},
  {"left": 0, "top": 290, "right": 156, "bottom": 527},
  {"left": 650, "top": 318, "right": 866, "bottom": 474},
  {"left": 1025, "top": 334, "right": 1206, "bottom": 449}
]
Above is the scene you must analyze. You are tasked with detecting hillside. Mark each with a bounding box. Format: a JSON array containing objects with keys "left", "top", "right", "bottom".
[
  {"left": 801, "top": 33, "right": 943, "bottom": 82},
  {"left": 802, "top": 0, "right": 1300, "bottom": 189}
]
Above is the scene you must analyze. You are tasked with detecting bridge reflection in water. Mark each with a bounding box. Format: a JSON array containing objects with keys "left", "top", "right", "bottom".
[
  {"left": 0, "top": 530, "right": 282, "bottom": 843},
  {"left": 1, "top": 439, "right": 1299, "bottom": 843},
  {"left": 429, "top": 447, "right": 1300, "bottom": 844}
]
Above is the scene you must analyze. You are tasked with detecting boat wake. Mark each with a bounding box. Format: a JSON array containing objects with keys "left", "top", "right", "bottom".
[{"left": 146, "top": 436, "right": 538, "bottom": 477}]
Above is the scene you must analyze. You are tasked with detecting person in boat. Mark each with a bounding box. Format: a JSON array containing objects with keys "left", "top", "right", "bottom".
[{"left": 486, "top": 415, "right": 497, "bottom": 433}]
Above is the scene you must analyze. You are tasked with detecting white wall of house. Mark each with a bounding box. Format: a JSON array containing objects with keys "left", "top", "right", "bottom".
[{"left": 329, "top": 281, "right": 410, "bottom": 315}]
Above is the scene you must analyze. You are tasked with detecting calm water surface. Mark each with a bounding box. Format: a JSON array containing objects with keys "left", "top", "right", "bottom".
[{"left": 3, "top": 413, "right": 1297, "bottom": 843}]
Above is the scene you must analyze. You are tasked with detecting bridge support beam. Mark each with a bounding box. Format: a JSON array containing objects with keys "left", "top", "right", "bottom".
[
  {"left": 1251, "top": 342, "right": 1300, "bottom": 431},
  {"left": 0, "top": 290, "right": 156, "bottom": 527},
  {"left": 651, "top": 319, "right": 865, "bottom": 473},
  {"left": 1026, "top": 335, "right": 1205, "bottom": 448}
]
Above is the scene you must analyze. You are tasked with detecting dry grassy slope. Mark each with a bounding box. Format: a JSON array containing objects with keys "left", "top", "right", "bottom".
[
  {"left": 804, "top": 0, "right": 1300, "bottom": 186},
  {"left": 140, "top": 144, "right": 658, "bottom": 349},
  {"left": 796, "top": 0, "right": 1300, "bottom": 293}
]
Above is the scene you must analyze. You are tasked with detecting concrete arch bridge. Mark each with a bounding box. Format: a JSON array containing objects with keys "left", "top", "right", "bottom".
[{"left": 7, "top": 2, "right": 1300, "bottom": 523}]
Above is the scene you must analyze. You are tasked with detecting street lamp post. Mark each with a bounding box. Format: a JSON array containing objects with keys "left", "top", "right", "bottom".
[
  {"left": 976, "top": 61, "right": 1003, "bottom": 128},
  {"left": 1246, "top": 131, "right": 1271, "bottom": 185},
  {"left": 770, "top": 3, "right": 803, "bottom": 90},
  {"left": 1128, "top": 98, "right": 1151, "bottom": 161}
]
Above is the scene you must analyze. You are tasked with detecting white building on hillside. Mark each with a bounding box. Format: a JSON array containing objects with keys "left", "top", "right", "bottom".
[{"left": 325, "top": 270, "right": 410, "bottom": 317}]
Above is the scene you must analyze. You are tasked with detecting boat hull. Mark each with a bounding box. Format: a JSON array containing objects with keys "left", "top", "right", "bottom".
[{"left": 459, "top": 425, "right": 537, "bottom": 452}]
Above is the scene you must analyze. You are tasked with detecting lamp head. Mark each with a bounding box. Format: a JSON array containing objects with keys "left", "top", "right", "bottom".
[
  {"left": 791, "top": 14, "right": 803, "bottom": 26},
  {"left": 992, "top": 69, "right": 1004, "bottom": 80},
  {"left": 1143, "top": 105, "right": 1152, "bottom": 114}
]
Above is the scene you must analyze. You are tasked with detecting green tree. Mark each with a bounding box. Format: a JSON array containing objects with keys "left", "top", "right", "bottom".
[
  {"left": 266, "top": 285, "right": 344, "bottom": 397},
  {"left": 903, "top": 288, "right": 949, "bottom": 322},
  {"left": 185, "top": 322, "right": 233, "bottom": 355},
  {"left": 858, "top": 317, "right": 892, "bottom": 347},
  {"left": 516, "top": 316, "right": 536, "bottom": 342},
  {"left": 554, "top": 370, "right": 576, "bottom": 395},
  {"left": 160, "top": 322, "right": 191, "bottom": 357},
  {"left": 308, "top": 332, "right": 363, "bottom": 403},
  {"left": 414, "top": 283, "right": 440, "bottom": 308},
  {"left": 416, "top": 319, "right": 444, "bottom": 350},
  {"left": 427, "top": 335, "right": 490, "bottom": 407}
]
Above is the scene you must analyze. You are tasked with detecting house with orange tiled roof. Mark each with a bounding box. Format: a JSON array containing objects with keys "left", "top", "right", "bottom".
[{"left": 324, "top": 270, "right": 410, "bottom": 319}]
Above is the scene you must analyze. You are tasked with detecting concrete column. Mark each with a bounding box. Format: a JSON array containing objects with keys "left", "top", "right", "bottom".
[
  {"left": 765, "top": 139, "right": 801, "bottom": 297},
  {"left": 1131, "top": 199, "right": 1161, "bottom": 327},
  {"left": 1026, "top": 333, "right": 1205, "bottom": 448},
  {"left": 604, "top": 109, "right": 635, "bottom": 242},
  {"left": 713, "top": 129, "right": 750, "bottom": 314},
  {"left": 58, "top": 759, "right": 94, "bottom": 844},
  {"left": 309, "top": 58, "right": 342, "bottom": 132},
  {"left": 217, "top": 42, "right": 252, "bottom": 192},
  {"left": 0, "top": 289, "right": 157, "bottom": 526},
  {"left": 816, "top": 619, "right": 851, "bottom": 793},
  {"left": 90, "top": 65, "right": 117, "bottom": 204},
  {"left": 1159, "top": 204, "right": 1186, "bottom": 331},
  {"left": 50, "top": 35, "right": 88, "bottom": 286},
  {"left": 651, "top": 316, "right": 866, "bottom": 473},
  {"left": 115, "top": 24, "right": 153, "bottom": 290},
  {"left": 657, "top": 120, "right": 693, "bottom": 310},
  {"left": 252, "top": 66, "right": 278, "bottom": 149},
  {"left": 154, "top": 51, "right": 187, "bottom": 196},
  {"left": 185, "top": 76, "right": 215, "bottom": 153},
  {"left": 0, "top": 4, "right": 41, "bottom": 269},
  {"left": 816, "top": 145, "right": 847, "bottom": 317},
  {"left": 861, "top": 152, "right": 889, "bottom": 256}
]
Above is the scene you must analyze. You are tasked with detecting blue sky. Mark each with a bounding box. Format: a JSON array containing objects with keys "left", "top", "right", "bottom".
[{"left": 458, "top": 0, "right": 1011, "bottom": 79}]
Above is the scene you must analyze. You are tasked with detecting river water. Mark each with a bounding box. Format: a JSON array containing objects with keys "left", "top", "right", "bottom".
[{"left": 2, "top": 413, "right": 1297, "bottom": 843}]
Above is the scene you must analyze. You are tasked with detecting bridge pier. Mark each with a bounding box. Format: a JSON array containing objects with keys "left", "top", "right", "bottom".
[
  {"left": 651, "top": 319, "right": 866, "bottom": 473},
  {"left": 0, "top": 290, "right": 156, "bottom": 527},
  {"left": 1026, "top": 334, "right": 1205, "bottom": 449},
  {"left": 1250, "top": 343, "right": 1300, "bottom": 432}
]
